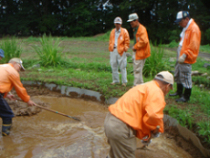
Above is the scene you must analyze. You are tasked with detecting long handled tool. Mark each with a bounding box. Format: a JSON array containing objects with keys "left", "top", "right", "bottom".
[
  {"left": 15, "top": 98, "right": 80, "bottom": 121},
  {"left": 34, "top": 103, "right": 81, "bottom": 121}
]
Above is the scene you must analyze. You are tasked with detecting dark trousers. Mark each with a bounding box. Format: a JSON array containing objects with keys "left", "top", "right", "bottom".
[{"left": 0, "top": 93, "right": 14, "bottom": 124}]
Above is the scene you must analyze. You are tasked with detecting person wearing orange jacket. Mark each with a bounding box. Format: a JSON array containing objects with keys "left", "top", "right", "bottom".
[
  {"left": 127, "top": 13, "right": 151, "bottom": 86},
  {"left": 0, "top": 58, "right": 36, "bottom": 136},
  {"left": 104, "top": 71, "right": 174, "bottom": 158},
  {"left": 109, "top": 17, "right": 130, "bottom": 87},
  {"left": 169, "top": 11, "right": 201, "bottom": 102}
]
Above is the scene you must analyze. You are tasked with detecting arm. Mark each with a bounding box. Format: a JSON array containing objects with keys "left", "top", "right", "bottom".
[
  {"left": 142, "top": 95, "right": 165, "bottom": 140},
  {"left": 133, "top": 27, "right": 149, "bottom": 51},
  {"left": 124, "top": 29, "right": 130, "bottom": 52},
  {"left": 109, "top": 30, "right": 114, "bottom": 52},
  {"left": 183, "top": 30, "right": 201, "bottom": 61},
  {"left": 9, "top": 73, "right": 30, "bottom": 102}
]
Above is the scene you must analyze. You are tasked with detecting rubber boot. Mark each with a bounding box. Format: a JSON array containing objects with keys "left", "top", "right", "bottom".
[
  {"left": 176, "top": 88, "right": 192, "bottom": 102},
  {"left": 2, "top": 124, "right": 12, "bottom": 136},
  {"left": 169, "top": 83, "right": 183, "bottom": 97}
]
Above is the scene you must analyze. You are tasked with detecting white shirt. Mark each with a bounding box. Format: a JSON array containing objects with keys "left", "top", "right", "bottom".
[
  {"left": 114, "top": 28, "right": 121, "bottom": 48},
  {"left": 179, "top": 19, "right": 192, "bottom": 46}
]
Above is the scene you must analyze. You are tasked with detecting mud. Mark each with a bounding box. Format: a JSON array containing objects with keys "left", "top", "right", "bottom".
[{"left": 1, "top": 85, "right": 208, "bottom": 158}]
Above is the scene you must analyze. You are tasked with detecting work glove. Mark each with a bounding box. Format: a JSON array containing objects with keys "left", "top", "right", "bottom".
[
  {"left": 141, "top": 139, "right": 152, "bottom": 146},
  {"left": 152, "top": 132, "right": 160, "bottom": 138},
  {"left": 178, "top": 54, "right": 187, "bottom": 64}
]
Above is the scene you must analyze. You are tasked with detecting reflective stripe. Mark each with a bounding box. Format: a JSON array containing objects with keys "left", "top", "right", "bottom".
[{"left": 3, "top": 124, "right": 12, "bottom": 126}]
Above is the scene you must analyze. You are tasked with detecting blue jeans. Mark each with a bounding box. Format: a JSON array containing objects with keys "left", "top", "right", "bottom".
[{"left": 0, "top": 93, "right": 14, "bottom": 124}]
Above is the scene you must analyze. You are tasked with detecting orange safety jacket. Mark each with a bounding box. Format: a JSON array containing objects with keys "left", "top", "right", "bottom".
[
  {"left": 133, "top": 23, "right": 151, "bottom": 60},
  {"left": 180, "top": 19, "right": 201, "bottom": 64},
  {"left": 109, "top": 27, "right": 130, "bottom": 56},
  {"left": 0, "top": 63, "right": 30, "bottom": 102},
  {"left": 109, "top": 80, "right": 165, "bottom": 140}
]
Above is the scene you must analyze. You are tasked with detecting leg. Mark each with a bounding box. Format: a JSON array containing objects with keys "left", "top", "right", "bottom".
[
  {"left": 176, "top": 64, "right": 192, "bottom": 102},
  {"left": 104, "top": 112, "right": 136, "bottom": 158},
  {"left": 170, "top": 62, "right": 183, "bottom": 97},
  {"left": 0, "top": 95, "right": 14, "bottom": 136},
  {"left": 110, "top": 49, "right": 120, "bottom": 84},
  {"left": 2, "top": 117, "right": 12, "bottom": 136},
  {"left": 133, "top": 59, "right": 145, "bottom": 86},
  {"left": 118, "top": 52, "right": 127, "bottom": 85}
]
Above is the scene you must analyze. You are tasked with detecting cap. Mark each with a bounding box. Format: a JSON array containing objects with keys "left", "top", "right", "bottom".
[
  {"left": 0, "top": 49, "right": 5, "bottom": 58},
  {"left": 9, "top": 58, "right": 25, "bottom": 71},
  {"left": 127, "top": 13, "right": 138, "bottom": 22},
  {"left": 114, "top": 17, "right": 122, "bottom": 24},
  {"left": 175, "top": 11, "right": 190, "bottom": 23},
  {"left": 155, "top": 71, "right": 174, "bottom": 85}
]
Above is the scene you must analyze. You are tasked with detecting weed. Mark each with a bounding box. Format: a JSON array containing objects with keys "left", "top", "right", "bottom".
[
  {"left": 0, "top": 37, "right": 22, "bottom": 63},
  {"left": 32, "top": 34, "right": 63, "bottom": 67},
  {"left": 143, "top": 45, "right": 170, "bottom": 77}
]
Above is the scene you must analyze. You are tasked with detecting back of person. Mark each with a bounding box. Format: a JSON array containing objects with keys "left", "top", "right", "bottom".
[
  {"left": 0, "top": 64, "right": 18, "bottom": 93},
  {"left": 109, "top": 80, "right": 165, "bottom": 139}
]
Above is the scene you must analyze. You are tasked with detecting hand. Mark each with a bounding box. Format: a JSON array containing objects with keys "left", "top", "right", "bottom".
[
  {"left": 27, "top": 100, "right": 36, "bottom": 106},
  {"left": 6, "top": 94, "right": 16, "bottom": 101},
  {"left": 178, "top": 54, "right": 186, "bottom": 63},
  {"left": 152, "top": 132, "right": 160, "bottom": 138},
  {"left": 132, "top": 46, "right": 136, "bottom": 52},
  {"left": 141, "top": 139, "right": 152, "bottom": 146}
]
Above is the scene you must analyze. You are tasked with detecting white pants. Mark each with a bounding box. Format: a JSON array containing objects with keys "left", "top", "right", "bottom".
[
  {"left": 133, "top": 52, "right": 146, "bottom": 86},
  {"left": 110, "top": 49, "right": 127, "bottom": 84}
]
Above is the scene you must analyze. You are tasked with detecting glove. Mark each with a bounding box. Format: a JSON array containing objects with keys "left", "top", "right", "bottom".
[
  {"left": 141, "top": 139, "right": 152, "bottom": 146},
  {"left": 178, "top": 54, "right": 187, "bottom": 63},
  {"left": 152, "top": 132, "right": 160, "bottom": 138}
]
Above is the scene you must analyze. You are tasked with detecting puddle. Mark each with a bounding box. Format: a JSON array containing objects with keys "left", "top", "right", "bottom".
[{"left": 0, "top": 96, "right": 193, "bottom": 157}]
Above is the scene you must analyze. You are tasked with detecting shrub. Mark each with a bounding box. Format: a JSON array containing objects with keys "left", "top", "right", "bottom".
[
  {"left": 143, "top": 45, "right": 170, "bottom": 77},
  {"left": 0, "top": 37, "right": 22, "bottom": 63},
  {"left": 32, "top": 34, "right": 63, "bottom": 67},
  {"left": 168, "top": 40, "right": 178, "bottom": 48}
]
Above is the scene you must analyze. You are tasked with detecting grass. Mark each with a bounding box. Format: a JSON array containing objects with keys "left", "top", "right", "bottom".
[
  {"left": 0, "top": 37, "right": 22, "bottom": 63},
  {"left": 164, "top": 104, "right": 193, "bottom": 129},
  {"left": 0, "top": 35, "right": 209, "bottom": 146}
]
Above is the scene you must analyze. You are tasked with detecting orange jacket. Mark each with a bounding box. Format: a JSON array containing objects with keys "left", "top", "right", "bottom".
[
  {"left": 109, "top": 80, "right": 165, "bottom": 140},
  {"left": 0, "top": 63, "right": 30, "bottom": 102},
  {"left": 133, "top": 23, "right": 151, "bottom": 60},
  {"left": 109, "top": 27, "right": 130, "bottom": 56},
  {"left": 180, "top": 19, "right": 201, "bottom": 64}
]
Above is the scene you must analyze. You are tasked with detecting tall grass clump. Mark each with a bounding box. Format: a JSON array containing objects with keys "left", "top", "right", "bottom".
[
  {"left": 0, "top": 37, "right": 21, "bottom": 63},
  {"left": 33, "top": 34, "right": 63, "bottom": 67},
  {"left": 143, "top": 44, "right": 170, "bottom": 77}
]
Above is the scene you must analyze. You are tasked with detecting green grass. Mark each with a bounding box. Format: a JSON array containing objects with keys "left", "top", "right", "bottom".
[
  {"left": 200, "top": 44, "right": 210, "bottom": 54},
  {"left": 0, "top": 37, "right": 22, "bottom": 63},
  {"left": 143, "top": 45, "right": 170, "bottom": 77},
  {"left": 164, "top": 105, "right": 193, "bottom": 129},
  {"left": 32, "top": 34, "right": 64, "bottom": 67},
  {"left": 197, "top": 121, "right": 210, "bottom": 144}
]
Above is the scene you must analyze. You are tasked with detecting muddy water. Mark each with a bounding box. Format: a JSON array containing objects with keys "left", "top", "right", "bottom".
[{"left": 0, "top": 96, "right": 192, "bottom": 158}]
